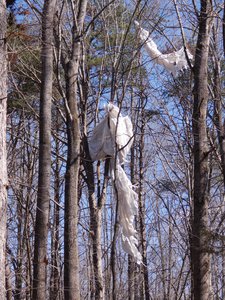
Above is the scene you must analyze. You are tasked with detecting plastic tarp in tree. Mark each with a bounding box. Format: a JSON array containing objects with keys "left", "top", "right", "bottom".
[
  {"left": 89, "top": 104, "right": 142, "bottom": 264},
  {"left": 135, "top": 21, "right": 193, "bottom": 76}
]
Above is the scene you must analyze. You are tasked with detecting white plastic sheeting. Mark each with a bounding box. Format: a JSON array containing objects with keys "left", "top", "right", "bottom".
[
  {"left": 89, "top": 103, "right": 142, "bottom": 264},
  {"left": 89, "top": 104, "right": 133, "bottom": 164},
  {"left": 135, "top": 21, "right": 193, "bottom": 76},
  {"left": 113, "top": 164, "right": 142, "bottom": 263}
]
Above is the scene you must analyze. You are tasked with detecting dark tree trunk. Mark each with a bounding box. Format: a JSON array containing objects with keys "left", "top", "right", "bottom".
[
  {"left": 223, "top": 0, "right": 225, "bottom": 58},
  {"left": 0, "top": 0, "right": 7, "bottom": 299},
  {"left": 213, "top": 30, "right": 225, "bottom": 189},
  {"left": 191, "top": 0, "right": 212, "bottom": 299},
  {"left": 128, "top": 142, "right": 136, "bottom": 300},
  {"left": 32, "top": 0, "right": 56, "bottom": 298},
  {"left": 50, "top": 119, "right": 61, "bottom": 300},
  {"left": 82, "top": 135, "right": 108, "bottom": 300},
  {"left": 213, "top": 21, "right": 225, "bottom": 300},
  {"left": 15, "top": 204, "right": 22, "bottom": 300},
  {"left": 128, "top": 93, "right": 138, "bottom": 300},
  {"left": 138, "top": 98, "right": 150, "bottom": 300},
  {"left": 111, "top": 190, "right": 120, "bottom": 300}
]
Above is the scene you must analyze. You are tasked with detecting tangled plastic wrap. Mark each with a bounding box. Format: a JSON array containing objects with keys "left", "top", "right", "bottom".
[
  {"left": 89, "top": 103, "right": 142, "bottom": 264},
  {"left": 135, "top": 21, "right": 193, "bottom": 76}
]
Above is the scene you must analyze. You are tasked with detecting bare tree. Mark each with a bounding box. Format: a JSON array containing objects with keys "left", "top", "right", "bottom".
[
  {"left": 32, "top": 0, "right": 56, "bottom": 298},
  {"left": 191, "top": 0, "right": 213, "bottom": 298},
  {"left": 62, "top": 1, "right": 87, "bottom": 299}
]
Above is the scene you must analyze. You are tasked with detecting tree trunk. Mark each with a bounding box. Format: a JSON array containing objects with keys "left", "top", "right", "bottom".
[
  {"left": 15, "top": 192, "right": 23, "bottom": 300},
  {"left": 5, "top": 264, "right": 12, "bottom": 300},
  {"left": 64, "top": 58, "right": 81, "bottom": 300},
  {"left": 111, "top": 187, "right": 120, "bottom": 300},
  {"left": 50, "top": 121, "right": 61, "bottom": 300},
  {"left": 213, "top": 27, "right": 225, "bottom": 192},
  {"left": 138, "top": 98, "right": 150, "bottom": 300},
  {"left": 128, "top": 140, "right": 136, "bottom": 300},
  {"left": 63, "top": 1, "right": 87, "bottom": 299},
  {"left": 79, "top": 51, "right": 106, "bottom": 299},
  {"left": 223, "top": 0, "right": 225, "bottom": 58},
  {"left": 213, "top": 31, "right": 225, "bottom": 300},
  {"left": 0, "top": 0, "right": 7, "bottom": 299},
  {"left": 222, "top": 218, "right": 225, "bottom": 299},
  {"left": 82, "top": 135, "right": 108, "bottom": 300},
  {"left": 191, "top": 1, "right": 212, "bottom": 299},
  {"left": 32, "top": 0, "right": 56, "bottom": 298}
]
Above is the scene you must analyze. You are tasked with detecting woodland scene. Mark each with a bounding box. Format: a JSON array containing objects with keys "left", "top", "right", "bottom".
[{"left": 0, "top": 0, "right": 224, "bottom": 299}]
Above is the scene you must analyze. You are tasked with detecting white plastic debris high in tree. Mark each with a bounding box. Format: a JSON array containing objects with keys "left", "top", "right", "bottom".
[
  {"left": 89, "top": 103, "right": 142, "bottom": 264},
  {"left": 135, "top": 21, "right": 193, "bottom": 76}
]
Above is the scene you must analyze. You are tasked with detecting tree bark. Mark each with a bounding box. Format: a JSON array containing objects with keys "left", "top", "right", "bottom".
[
  {"left": 138, "top": 98, "right": 150, "bottom": 300},
  {"left": 0, "top": 0, "right": 7, "bottom": 299},
  {"left": 128, "top": 141, "right": 136, "bottom": 300},
  {"left": 213, "top": 20, "right": 225, "bottom": 300},
  {"left": 191, "top": 1, "right": 212, "bottom": 299},
  {"left": 50, "top": 120, "right": 61, "bottom": 300},
  {"left": 63, "top": 1, "right": 87, "bottom": 299},
  {"left": 79, "top": 51, "right": 106, "bottom": 299},
  {"left": 213, "top": 29, "right": 225, "bottom": 193},
  {"left": 111, "top": 185, "right": 120, "bottom": 300},
  {"left": 32, "top": 0, "right": 56, "bottom": 298},
  {"left": 5, "top": 264, "right": 12, "bottom": 300},
  {"left": 64, "top": 57, "right": 81, "bottom": 300},
  {"left": 223, "top": 0, "right": 225, "bottom": 58},
  {"left": 82, "top": 135, "right": 107, "bottom": 300}
]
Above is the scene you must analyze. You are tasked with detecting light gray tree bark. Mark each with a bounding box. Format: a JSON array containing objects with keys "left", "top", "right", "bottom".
[
  {"left": 32, "top": 0, "right": 56, "bottom": 298},
  {"left": 0, "top": 0, "right": 7, "bottom": 299},
  {"left": 63, "top": 1, "right": 87, "bottom": 299}
]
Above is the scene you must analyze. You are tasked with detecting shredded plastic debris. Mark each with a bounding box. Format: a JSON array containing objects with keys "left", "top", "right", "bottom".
[
  {"left": 89, "top": 103, "right": 142, "bottom": 264},
  {"left": 135, "top": 21, "right": 193, "bottom": 76}
]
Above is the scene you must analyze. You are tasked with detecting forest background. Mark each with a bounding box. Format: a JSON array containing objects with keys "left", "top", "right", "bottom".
[{"left": 0, "top": 0, "right": 225, "bottom": 299}]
